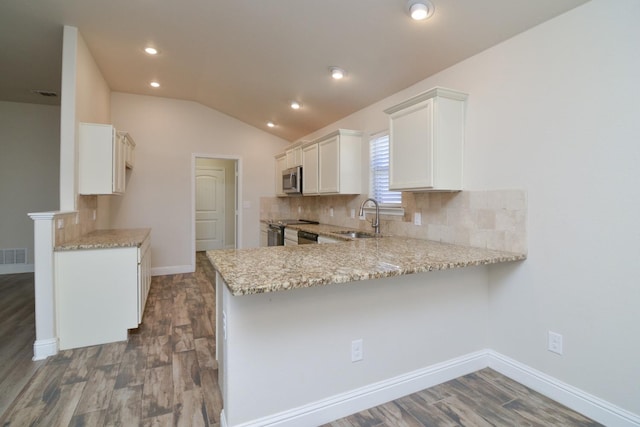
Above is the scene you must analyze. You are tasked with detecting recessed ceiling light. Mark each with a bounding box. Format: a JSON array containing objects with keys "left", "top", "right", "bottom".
[
  {"left": 290, "top": 101, "right": 301, "bottom": 110},
  {"left": 329, "top": 66, "right": 346, "bottom": 80},
  {"left": 150, "top": 81, "right": 160, "bottom": 88},
  {"left": 144, "top": 47, "right": 158, "bottom": 55},
  {"left": 267, "top": 121, "right": 276, "bottom": 128},
  {"left": 407, "top": 0, "right": 434, "bottom": 21}
]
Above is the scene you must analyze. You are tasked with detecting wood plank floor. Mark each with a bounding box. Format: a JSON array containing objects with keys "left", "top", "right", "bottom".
[
  {"left": 0, "top": 272, "right": 45, "bottom": 417},
  {"left": 1, "top": 253, "right": 601, "bottom": 426}
]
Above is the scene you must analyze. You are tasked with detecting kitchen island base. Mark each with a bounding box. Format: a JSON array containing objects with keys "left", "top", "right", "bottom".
[{"left": 215, "top": 266, "right": 492, "bottom": 426}]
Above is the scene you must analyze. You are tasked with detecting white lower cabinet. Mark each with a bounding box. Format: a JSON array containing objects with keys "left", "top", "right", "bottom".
[
  {"left": 318, "top": 235, "right": 341, "bottom": 244},
  {"left": 284, "top": 228, "right": 298, "bottom": 246},
  {"left": 55, "top": 235, "right": 151, "bottom": 350}
]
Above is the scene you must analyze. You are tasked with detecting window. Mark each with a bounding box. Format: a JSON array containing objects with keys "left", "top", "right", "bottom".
[{"left": 369, "top": 132, "right": 401, "bottom": 206}]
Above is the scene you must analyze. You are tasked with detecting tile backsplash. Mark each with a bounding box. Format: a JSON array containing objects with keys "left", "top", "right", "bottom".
[
  {"left": 261, "top": 189, "right": 527, "bottom": 254},
  {"left": 54, "top": 195, "right": 98, "bottom": 246}
]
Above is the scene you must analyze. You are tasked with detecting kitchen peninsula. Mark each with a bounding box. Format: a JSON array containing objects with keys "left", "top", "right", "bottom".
[{"left": 207, "top": 236, "right": 525, "bottom": 426}]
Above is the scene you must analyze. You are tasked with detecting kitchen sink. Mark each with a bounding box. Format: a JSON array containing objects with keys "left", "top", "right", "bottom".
[{"left": 332, "top": 231, "right": 379, "bottom": 239}]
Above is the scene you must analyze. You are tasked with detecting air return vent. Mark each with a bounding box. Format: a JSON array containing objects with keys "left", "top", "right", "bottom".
[
  {"left": 0, "top": 248, "right": 27, "bottom": 265},
  {"left": 30, "top": 89, "right": 58, "bottom": 97}
]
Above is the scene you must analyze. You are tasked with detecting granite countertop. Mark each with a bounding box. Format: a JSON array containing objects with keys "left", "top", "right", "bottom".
[
  {"left": 207, "top": 236, "right": 526, "bottom": 296},
  {"left": 55, "top": 228, "right": 151, "bottom": 251}
]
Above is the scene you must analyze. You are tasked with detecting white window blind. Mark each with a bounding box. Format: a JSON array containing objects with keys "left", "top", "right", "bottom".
[{"left": 370, "top": 133, "right": 401, "bottom": 205}]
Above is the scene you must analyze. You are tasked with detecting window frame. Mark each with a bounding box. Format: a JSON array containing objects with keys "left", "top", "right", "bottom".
[{"left": 367, "top": 131, "right": 404, "bottom": 216}]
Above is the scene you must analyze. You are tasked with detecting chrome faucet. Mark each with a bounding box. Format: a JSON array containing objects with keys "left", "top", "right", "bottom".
[{"left": 359, "top": 198, "right": 380, "bottom": 235}]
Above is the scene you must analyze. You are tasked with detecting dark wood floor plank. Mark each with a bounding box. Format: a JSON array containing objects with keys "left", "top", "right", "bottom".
[
  {"left": 194, "top": 337, "right": 217, "bottom": 370},
  {"left": 69, "top": 409, "right": 106, "bottom": 426},
  {"left": 395, "top": 394, "right": 459, "bottom": 427},
  {"left": 142, "top": 412, "right": 174, "bottom": 427},
  {"left": 173, "top": 324, "right": 195, "bottom": 353},
  {"left": 73, "top": 364, "right": 119, "bottom": 415},
  {"left": 95, "top": 341, "right": 127, "bottom": 367},
  {"left": 61, "top": 345, "right": 101, "bottom": 385},
  {"left": 145, "top": 335, "right": 173, "bottom": 368},
  {"left": 200, "top": 367, "right": 223, "bottom": 424},
  {"left": 142, "top": 365, "right": 174, "bottom": 418},
  {"left": 115, "top": 346, "right": 147, "bottom": 389},
  {"left": 36, "top": 381, "right": 86, "bottom": 426},
  {"left": 104, "top": 385, "right": 142, "bottom": 426}
]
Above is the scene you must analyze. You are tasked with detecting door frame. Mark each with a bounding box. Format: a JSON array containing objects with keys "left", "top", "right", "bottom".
[{"left": 190, "top": 153, "right": 242, "bottom": 272}]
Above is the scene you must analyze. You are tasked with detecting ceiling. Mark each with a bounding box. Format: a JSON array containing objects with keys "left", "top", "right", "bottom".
[{"left": 0, "top": 0, "right": 589, "bottom": 142}]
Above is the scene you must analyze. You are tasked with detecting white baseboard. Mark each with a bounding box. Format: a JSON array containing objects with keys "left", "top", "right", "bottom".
[
  {"left": 0, "top": 264, "right": 35, "bottom": 275},
  {"left": 221, "top": 350, "right": 487, "bottom": 427},
  {"left": 33, "top": 338, "right": 58, "bottom": 361},
  {"left": 220, "top": 349, "right": 640, "bottom": 427},
  {"left": 486, "top": 350, "right": 640, "bottom": 427},
  {"left": 151, "top": 265, "right": 193, "bottom": 276}
]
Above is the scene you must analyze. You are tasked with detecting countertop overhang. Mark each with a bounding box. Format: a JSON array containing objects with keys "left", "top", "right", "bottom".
[
  {"left": 54, "top": 228, "right": 151, "bottom": 251},
  {"left": 207, "top": 236, "right": 526, "bottom": 296}
]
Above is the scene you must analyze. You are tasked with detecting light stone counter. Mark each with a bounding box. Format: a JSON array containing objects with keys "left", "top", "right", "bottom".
[
  {"left": 207, "top": 236, "right": 526, "bottom": 296},
  {"left": 54, "top": 228, "right": 151, "bottom": 251}
]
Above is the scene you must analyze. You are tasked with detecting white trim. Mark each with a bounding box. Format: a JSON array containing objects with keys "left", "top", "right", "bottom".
[
  {"left": 151, "top": 265, "right": 193, "bottom": 276},
  {"left": 0, "top": 264, "right": 35, "bottom": 275},
  {"left": 486, "top": 350, "right": 640, "bottom": 427},
  {"left": 219, "top": 349, "right": 640, "bottom": 427},
  {"left": 33, "top": 338, "right": 58, "bottom": 361},
  {"left": 222, "top": 351, "right": 487, "bottom": 427}
]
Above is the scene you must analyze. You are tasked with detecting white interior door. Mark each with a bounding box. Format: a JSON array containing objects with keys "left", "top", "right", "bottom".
[{"left": 196, "top": 164, "right": 225, "bottom": 251}]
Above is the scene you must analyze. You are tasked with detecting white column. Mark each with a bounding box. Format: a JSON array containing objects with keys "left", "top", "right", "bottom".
[{"left": 27, "top": 212, "right": 59, "bottom": 360}]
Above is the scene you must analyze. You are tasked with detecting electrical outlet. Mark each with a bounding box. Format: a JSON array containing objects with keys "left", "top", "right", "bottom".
[
  {"left": 329, "top": 207, "right": 334, "bottom": 217},
  {"left": 548, "top": 331, "right": 563, "bottom": 355},
  {"left": 414, "top": 212, "right": 422, "bottom": 225},
  {"left": 57, "top": 218, "right": 64, "bottom": 229},
  {"left": 92, "top": 209, "right": 97, "bottom": 221},
  {"left": 350, "top": 208, "right": 356, "bottom": 219},
  {"left": 297, "top": 206, "right": 302, "bottom": 214},
  {"left": 351, "top": 339, "right": 363, "bottom": 362}
]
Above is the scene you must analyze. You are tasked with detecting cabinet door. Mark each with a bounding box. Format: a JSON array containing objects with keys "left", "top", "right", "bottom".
[
  {"left": 286, "top": 146, "right": 302, "bottom": 168},
  {"left": 138, "top": 241, "right": 151, "bottom": 324},
  {"left": 113, "top": 132, "right": 126, "bottom": 193},
  {"left": 318, "top": 135, "right": 339, "bottom": 193},
  {"left": 275, "top": 155, "right": 286, "bottom": 196},
  {"left": 302, "top": 144, "right": 318, "bottom": 195},
  {"left": 389, "top": 99, "right": 434, "bottom": 190}
]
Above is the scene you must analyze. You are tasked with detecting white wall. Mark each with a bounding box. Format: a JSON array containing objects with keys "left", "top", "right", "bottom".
[
  {"left": 59, "top": 26, "right": 111, "bottom": 214},
  {"left": 109, "top": 93, "right": 288, "bottom": 272},
  {"left": 297, "top": 0, "right": 640, "bottom": 415},
  {"left": 0, "top": 101, "right": 60, "bottom": 270}
]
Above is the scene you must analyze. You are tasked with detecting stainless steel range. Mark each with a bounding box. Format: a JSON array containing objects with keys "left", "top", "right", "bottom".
[{"left": 267, "top": 219, "right": 319, "bottom": 246}]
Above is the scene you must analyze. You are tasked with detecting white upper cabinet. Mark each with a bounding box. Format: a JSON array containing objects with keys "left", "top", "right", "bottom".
[
  {"left": 275, "top": 153, "right": 287, "bottom": 196},
  {"left": 302, "top": 141, "right": 319, "bottom": 195},
  {"left": 79, "top": 122, "right": 132, "bottom": 195},
  {"left": 285, "top": 142, "right": 303, "bottom": 168},
  {"left": 313, "top": 129, "right": 362, "bottom": 195},
  {"left": 385, "top": 87, "right": 467, "bottom": 191}
]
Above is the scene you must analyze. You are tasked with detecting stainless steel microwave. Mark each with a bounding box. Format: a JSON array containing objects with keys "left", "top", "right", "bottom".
[{"left": 282, "top": 166, "right": 302, "bottom": 195}]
